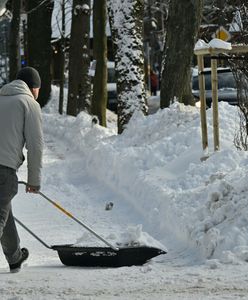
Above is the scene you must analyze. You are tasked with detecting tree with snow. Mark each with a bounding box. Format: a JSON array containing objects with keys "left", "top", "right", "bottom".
[
  {"left": 67, "top": 0, "right": 91, "bottom": 116},
  {"left": 91, "top": 0, "right": 108, "bottom": 127},
  {"left": 229, "top": 2, "right": 248, "bottom": 150},
  {"left": 58, "top": 0, "right": 66, "bottom": 115},
  {"left": 108, "top": 0, "right": 147, "bottom": 134},
  {"left": 27, "top": 0, "right": 54, "bottom": 107},
  {"left": 160, "top": 0, "right": 203, "bottom": 108}
]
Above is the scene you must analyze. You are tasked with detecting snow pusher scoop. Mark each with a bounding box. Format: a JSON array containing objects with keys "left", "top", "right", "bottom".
[{"left": 17, "top": 181, "right": 166, "bottom": 267}]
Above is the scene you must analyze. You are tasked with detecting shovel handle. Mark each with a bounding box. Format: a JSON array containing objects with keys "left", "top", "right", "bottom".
[
  {"left": 18, "top": 181, "right": 119, "bottom": 251},
  {"left": 14, "top": 217, "right": 52, "bottom": 250}
]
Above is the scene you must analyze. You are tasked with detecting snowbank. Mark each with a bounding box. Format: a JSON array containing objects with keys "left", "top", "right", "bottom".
[{"left": 43, "top": 88, "right": 248, "bottom": 264}]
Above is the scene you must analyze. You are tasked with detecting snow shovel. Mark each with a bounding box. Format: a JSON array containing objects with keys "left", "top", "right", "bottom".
[{"left": 17, "top": 181, "right": 166, "bottom": 267}]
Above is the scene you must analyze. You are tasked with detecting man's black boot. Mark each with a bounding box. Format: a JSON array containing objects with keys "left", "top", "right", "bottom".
[{"left": 9, "top": 248, "right": 29, "bottom": 273}]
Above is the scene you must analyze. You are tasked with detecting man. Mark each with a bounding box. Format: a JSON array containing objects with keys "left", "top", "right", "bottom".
[
  {"left": 150, "top": 69, "right": 159, "bottom": 96},
  {"left": 0, "top": 67, "right": 43, "bottom": 272}
]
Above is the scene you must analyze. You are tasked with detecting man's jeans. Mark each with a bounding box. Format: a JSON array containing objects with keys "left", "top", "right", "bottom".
[{"left": 0, "top": 165, "right": 22, "bottom": 264}]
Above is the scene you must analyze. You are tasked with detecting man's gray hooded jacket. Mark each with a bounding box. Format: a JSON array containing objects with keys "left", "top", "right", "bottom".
[{"left": 0, "top": 80, "right": 43, "bottom": 187}]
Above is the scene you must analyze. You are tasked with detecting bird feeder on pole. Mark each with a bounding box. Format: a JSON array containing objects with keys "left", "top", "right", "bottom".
[{"left": 194, "top": 44, "right": 248, "bottom": 159}]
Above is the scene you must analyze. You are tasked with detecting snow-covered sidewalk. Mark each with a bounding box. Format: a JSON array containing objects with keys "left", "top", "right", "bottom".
[{"left": 1, "top": 87, "right": 248, "bottom": 299}]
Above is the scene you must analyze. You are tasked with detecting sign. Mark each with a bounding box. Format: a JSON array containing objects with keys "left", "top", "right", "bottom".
[{"left": 213, "top": 26, "right": 231, "bottom": 42}]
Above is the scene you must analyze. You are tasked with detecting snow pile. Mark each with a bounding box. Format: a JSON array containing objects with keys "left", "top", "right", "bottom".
[
  {"left": 43, "top": 90, "right": 248, "bottom": 264},
  {"left": 189, "top": 173, "right": 248, "bottom": 262},
  {"left": 209, "top": 38, "right": 232, "bottom": 50},
  {"left": 194, "top": 39, "right": 209, "bottom": 50},
  {"left": 194, "top": 38, "right": 232, "bottom": 51}
]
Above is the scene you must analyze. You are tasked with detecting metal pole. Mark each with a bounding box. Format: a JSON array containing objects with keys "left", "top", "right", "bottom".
[
  {"left": 211, "top": 58, "right": 220, "bottom": 151},
  {"left": 14, "top": 217, "right": 52, "bottom": 249}
]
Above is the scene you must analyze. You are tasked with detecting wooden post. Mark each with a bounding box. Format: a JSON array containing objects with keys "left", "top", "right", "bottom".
[
  {"left": 197, "top": 55, "right": 208, "bottom": 153},
  {"left": 194, "top": 44, "right": 248, "bottom": 155},
  {"left": 211, "top": 58, "right": 219, "bottom": 151}
]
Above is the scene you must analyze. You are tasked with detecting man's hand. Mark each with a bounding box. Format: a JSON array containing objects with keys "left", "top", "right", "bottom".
[{"left": 26, "top": 185, "right": 40, "bottom": 193}]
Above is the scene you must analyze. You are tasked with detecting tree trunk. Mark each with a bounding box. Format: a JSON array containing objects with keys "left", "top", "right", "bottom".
[
  {"left": 67, "top": 0, "right": 91, "bottom": 116},
  {"left": 27, "top": 0, "right": 54, "bottom": 107},
  {"left": 91, "top": 0, "right": 107, "bottom": 127},
  {"left": 58, "top": 0, "right": 65, "bottom": 115},
  {"left": 9, "top": 0, "right": 21, "bottom": 81},
  {"left": 108, "top": 0, "right": 147, "bottom": 134},
  {"left": 160, "top": 0, "right": 203, "bottom": 108}
]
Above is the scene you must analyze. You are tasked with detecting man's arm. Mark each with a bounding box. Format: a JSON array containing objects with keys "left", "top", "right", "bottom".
[{"left": 24, "top": 100, "right": 44, "bottom": 192}]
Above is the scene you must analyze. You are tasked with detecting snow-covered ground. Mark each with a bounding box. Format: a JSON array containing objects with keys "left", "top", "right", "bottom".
[{"left": 1, "top": 86, "right": 248, "bottom": 299}]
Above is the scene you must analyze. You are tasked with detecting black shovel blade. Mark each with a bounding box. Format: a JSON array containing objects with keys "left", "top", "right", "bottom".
[{"left": 51, "top": 244, "right": 166, "bottom": 267}]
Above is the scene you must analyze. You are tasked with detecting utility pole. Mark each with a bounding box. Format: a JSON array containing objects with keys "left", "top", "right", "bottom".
[{"left": 148, "top": 0, "right": 153, "bottom": 70}]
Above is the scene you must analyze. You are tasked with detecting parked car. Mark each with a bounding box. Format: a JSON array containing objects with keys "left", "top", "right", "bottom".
[
  {"left": 192, "top": 68, "right": 238, "bottom": 107},
  {"left": 89, "top": 61, "right": 117, "bottom": 112},
  {"left": 106, "top": 61, "right": 117, "bottom": 112}
]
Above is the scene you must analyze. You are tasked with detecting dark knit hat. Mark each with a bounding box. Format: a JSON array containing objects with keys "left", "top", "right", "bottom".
[{"left": 16, "top": 67, "right": 41, "bottom": 88}]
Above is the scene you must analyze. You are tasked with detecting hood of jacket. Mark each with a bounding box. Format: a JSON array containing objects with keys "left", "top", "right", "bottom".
[{"left": 0, "top": 80, "right": 34, "bottom": 99}]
